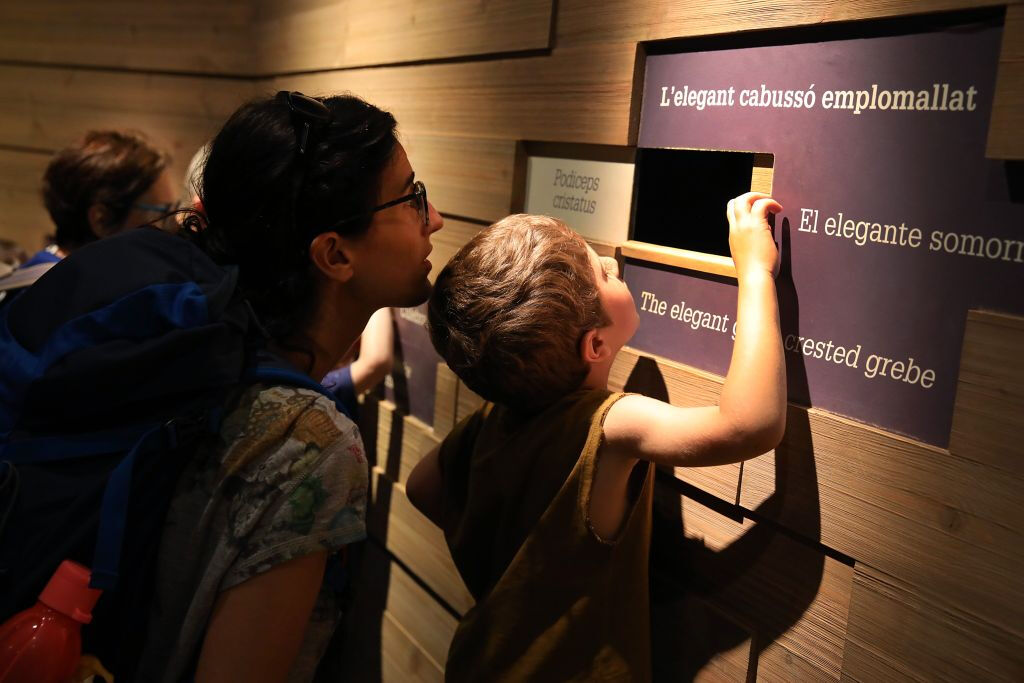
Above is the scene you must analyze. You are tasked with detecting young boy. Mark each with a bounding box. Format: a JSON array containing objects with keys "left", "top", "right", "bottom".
[{"left": 407, "top": 192, "right": 786, "bottom": 682}]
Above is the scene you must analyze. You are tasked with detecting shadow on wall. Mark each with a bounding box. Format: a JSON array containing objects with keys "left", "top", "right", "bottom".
[{"left": 633, "top": 219, "right": 826, "bottom": 681}]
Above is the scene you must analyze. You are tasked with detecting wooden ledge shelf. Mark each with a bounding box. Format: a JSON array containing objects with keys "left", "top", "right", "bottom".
[{"left": 621, "top": 240, "right": 737, "bottom": 279}]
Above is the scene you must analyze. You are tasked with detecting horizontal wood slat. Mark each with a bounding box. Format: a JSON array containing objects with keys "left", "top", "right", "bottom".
[
  {"left": 553, "top": 0, "right": 1018, "bottom": 49},
  {"left": 651, "top": 482, "right": 853, "bottom": 681},
  {"left": 404, "top": 134, "right": 515, "bottom": 224},
  {"left": 374, "top": 399, "right": 440, "bottom": 486},
  {"left": 0, "top": 149, "right": 51, "bottom": 253},
  {"left": 949, "top": 310, "right": 1024, "bottom": 475},
  {"left": 428, "top": 217, "right": 483, "bottom": 285},
  {"left": 987, "top": 4, "right": 1024, "bottom": 157},
  {"left": 253, "top": 0, "right": 553, "bottom": 73},
  {"left": 269, "top": 42, "right": 639, "bottom": 145},
  {"left": 741, "top": 310, "right": 1024, "bottom": 641},
  {"left": 0, "top": 64, "right": 254, "bottom": 189},
  {"left": 841, "top": 562, "right": 1024, "bottom": 681},
  {"left": 0, "top": 1, "right": 253, "bottom": 74},
  {"left": 368, "top": 466, "right": 475, "bottom": 616}
]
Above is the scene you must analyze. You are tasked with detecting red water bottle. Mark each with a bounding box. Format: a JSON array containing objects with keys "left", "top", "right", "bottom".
[{"left": 0, "top": 560, "right": 102, "bottom": 683}]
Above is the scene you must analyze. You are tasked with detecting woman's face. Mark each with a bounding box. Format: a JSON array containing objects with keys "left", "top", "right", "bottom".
[{"left": 347, "top": 143, "right": 444, "bottom": 309}]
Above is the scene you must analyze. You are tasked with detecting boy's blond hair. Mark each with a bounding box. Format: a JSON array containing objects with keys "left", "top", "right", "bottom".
[{"left": 428, "top": 214, "right": 609, "bottom": 410}]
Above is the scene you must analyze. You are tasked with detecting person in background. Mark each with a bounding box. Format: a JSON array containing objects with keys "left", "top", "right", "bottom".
[
  {"left": 407, "top": 194, "right": 786, "bottom": 682},
  {"left": 181, "top": 141, "right": 210, "bottom": 211},
  {"left": 0, "top": 130, "right": 175, "bottom": 306}
]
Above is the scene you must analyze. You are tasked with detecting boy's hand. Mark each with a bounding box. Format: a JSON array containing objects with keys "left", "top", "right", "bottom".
[{"left": 728, "top": 192, "right": 783, "bottom": 279}]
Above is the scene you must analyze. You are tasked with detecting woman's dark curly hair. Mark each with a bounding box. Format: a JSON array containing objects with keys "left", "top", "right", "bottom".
[{"left": 188, "top": 92, "right": 398, "bottom": 342}]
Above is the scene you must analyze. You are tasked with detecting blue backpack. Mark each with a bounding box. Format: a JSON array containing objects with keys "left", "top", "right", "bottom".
[{"left": 0, "top": 227, "right": 350, "bottom": 676}]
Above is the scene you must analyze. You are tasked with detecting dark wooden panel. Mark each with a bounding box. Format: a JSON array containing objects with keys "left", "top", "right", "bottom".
[
  {"left": 0, "top": 149, "right": 51, "bottom": 252},
  {"left": 841, "top": 562, "right": 1024, "bottom": 681},
  {"left": 0, "top": 1, "right": 253, "bottom": 74},
  {"left": 253, "top": 0, "right": 553, "bottom": 73},
  {"left": 987, "top": 4, "right": 1024, "bottom": 157},
  {"left": 0, "top": 64, "right": 254, "bottom": 188},
  {"left": 651, "top": 481, "right": 853, "bottom": 681}
]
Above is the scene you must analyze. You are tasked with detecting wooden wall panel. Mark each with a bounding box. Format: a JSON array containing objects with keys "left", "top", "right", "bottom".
[
  {"left": 0, "top": 65, "right": 254, "bottom": 192},
  {"left": 651, "top": 482, "right": 853, "bottom": 681},
  {"left": 253, "top": 0, "right": 553, "bottom": 73},
  {"left": 269, "top": 42, "right": 639, "bottom": 146},
  {"left": 338, "top": 541, "right": 455, "bottom": 682},
  {"left": 949, "top": 310, "right": 1024, "bottom": 474},
  {"left": 740, "top": 310, "right": 1024, "bottom": 642},
  {"left": 375, "top": 399, "right": 440, "bottom": 485},
  {"left": 841, "top": 563, "right": 1024, "bottom": 681},
  {"left": 553, "top": 0, "right": 1017, "bottom": 49},
  {"left": 404, "top": 134, "right": 515, "bottom": 224},
  {"left": 432, "top": 363, "right": 459, "bottom": 437},
  {"left": 0, "top": 1, "right": 253, "bottom": 74},
  {"left": 609, "top": 347, "right": 742, "bottom": 504},
  {"left": 379, "top": 612, "right": 443, "bottom": 683},
  {"left": 428, "top": 218, "right": 482, "bottom": 285},
  {"left": 0, "top": 149, "right": 51, "bottom": 253},
  {"left": 368, "top": 467, "right": 475, "bottom": 616},
  {"left": 987, "top": 4, "right": 1024, "bottom": 157}
]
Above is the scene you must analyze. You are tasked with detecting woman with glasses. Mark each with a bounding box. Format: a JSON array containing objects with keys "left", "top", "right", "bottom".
[
  {"left": 0, "top": 130, "right": 176, "bottom": 307},
  {"left": 135, "top": 92, "right": 443, "bottom": 681}
]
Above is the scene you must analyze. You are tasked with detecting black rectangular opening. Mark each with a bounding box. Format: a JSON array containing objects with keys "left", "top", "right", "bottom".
[{"left": 632, "top": 148, "right": 763, "bottom": 257}]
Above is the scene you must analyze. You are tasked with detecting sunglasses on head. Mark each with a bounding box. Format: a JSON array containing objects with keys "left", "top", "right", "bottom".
[{"left": 277, "top": 90, "right": 330, "bottom": 155}]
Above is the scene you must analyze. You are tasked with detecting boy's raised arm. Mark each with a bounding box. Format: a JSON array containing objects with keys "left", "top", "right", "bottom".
[{"left": 603, "top": 192, "right": 787, "bottom": 467}]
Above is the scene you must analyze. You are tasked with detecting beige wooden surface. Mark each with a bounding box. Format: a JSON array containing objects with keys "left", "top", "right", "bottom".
[
  {"left": 651, "top": 482, "right": 853, "bottom": 681},
  {"left": 252, "top": 0, "right": 553, "bottom": 74},
  {"left": 432, "top": 363, "right": 459, "bottom": 437},
  {"left": 0, "top": 1, "right": 253, "bottom": 74},
  {"left": 841, "top": 562, "right": 1024, "bottom": 681},
  {"left": 374, "top": 399, "right": 440, "bottom": 485},
  {"left": 0, "top": 64, "right": 254, "bottom": 191},
  {"left": 367, "top": 466, "right": 475, "bottom": 616},
  {"left": 427, "top": 218, "right": 482, "bottom": 285},
  {"left": 404, "top": 134, "right": 515, "bottom": 225},
  {"left": 337, "top": 541, "right": 455, "bottom": 682},
  {"left": 0, "top": 149, "right": 52, "bottom": 252},
  {"left": 987, "top": 4, "right": 1024, "bottom": 157}
]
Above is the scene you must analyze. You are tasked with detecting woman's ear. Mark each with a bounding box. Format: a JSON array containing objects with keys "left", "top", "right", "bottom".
[
  {"left": 309, "top": 231, "right": 356, "bottom": 283},
  {"left": 579, "top": 327, "right": 613, "bottom": 365}
]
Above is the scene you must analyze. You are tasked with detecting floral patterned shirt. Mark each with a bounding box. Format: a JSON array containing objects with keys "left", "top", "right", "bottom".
[{"left": 137, "top": 384, "right": 368, "bottom": 681}]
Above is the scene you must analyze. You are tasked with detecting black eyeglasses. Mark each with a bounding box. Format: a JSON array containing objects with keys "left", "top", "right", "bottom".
[
  {"left": 277, "top": 90, "right": 330, "bottom": 155},
  {"left": 323, "top": 180, "right": 429, "bottom": 232}
]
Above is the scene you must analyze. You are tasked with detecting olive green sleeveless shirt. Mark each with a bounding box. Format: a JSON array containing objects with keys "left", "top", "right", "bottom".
[{"left": 438, "top": 389, "right": 654, "bottom": 682}]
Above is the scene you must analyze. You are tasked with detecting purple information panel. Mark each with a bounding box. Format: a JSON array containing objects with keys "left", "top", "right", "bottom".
[
  {"left": 631, "top": 19, "right": 1023, "bottom": 446},
  {"left": 384, "top": 303, "right": 441, "bottom": 425}
]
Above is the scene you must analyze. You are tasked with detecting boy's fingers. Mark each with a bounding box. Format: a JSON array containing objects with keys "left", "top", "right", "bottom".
[
  {"left": 751, "top": 197, "right": 783, "bottom": 219},
  {"left": 738, "top": 191, "right": 772, "bottom": 211},
  {"left": 727, "top": 198, "right": 737, "bottom": 226}
]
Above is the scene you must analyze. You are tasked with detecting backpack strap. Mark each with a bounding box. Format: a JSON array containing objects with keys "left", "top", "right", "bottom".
[{"left": 246, "top": 352, "right": 355, "bottom": 421}]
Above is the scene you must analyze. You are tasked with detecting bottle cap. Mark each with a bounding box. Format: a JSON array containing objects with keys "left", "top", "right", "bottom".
[{"left": 38, "top": 560, "right": 102, "bottom": 624}]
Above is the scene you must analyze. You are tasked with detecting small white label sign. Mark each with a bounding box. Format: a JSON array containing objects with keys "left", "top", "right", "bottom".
[{"left": 524, "top": 156, "right": 635, "bottom": 244}]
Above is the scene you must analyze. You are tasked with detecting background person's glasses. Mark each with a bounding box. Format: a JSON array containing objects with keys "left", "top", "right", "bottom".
[{"left": 132, "top": 200, "right": 180, "bottom": 215}]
